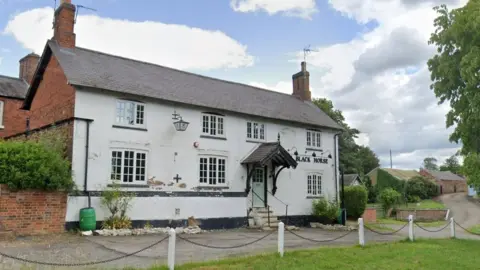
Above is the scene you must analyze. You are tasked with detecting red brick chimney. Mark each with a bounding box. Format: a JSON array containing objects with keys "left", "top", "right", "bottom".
[
  {"left": 19, "top": 53, "right": 40, "bottom": 84},
  {"left": 292, "top": 61, "right": 311, "bottom": 101},
  {"left": 53, "top": 0, "right": 76, "bottom": 48}
]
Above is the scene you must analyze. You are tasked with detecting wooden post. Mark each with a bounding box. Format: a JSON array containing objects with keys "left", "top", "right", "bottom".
[
  {"left": 358, "top": 218, "right": 365, "bottom": 246},
  {"left": 450, "top": 217, "right": 456, "bottom": 238},
  {"left": 408, "top": 215, "right": 414, "bottom": 241},
  {"left": 168, "top": 228, "right": 176, "bottom": 270},
  {"left": 278, "top": 222, "right": 284, "bottom": 257}
]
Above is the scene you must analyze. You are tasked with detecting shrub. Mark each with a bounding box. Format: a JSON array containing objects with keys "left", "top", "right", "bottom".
[
  {"left": 101, "top": 182, "right": 134, "bottom": 229},
  {"left": 378, "top": 188, "right": 402, "bottom": 216},
  {"left": 363, "top": 176, "right": 378, "bottom": 203},
  {"left": 0, "top": 141, "right": 74, "bottom": 191},
  {"left": 312, "top": 197, "right": 340, "bottom": 221},
  {"left": 405, "top": 176, "right": 440, "bottom": 201},
  {"left": 344, "top": 185, "right": 368, "bottom": 219}
]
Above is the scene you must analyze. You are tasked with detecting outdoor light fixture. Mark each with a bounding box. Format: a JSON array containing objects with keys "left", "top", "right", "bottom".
[
  {"left": 172, "top": 109, "right": 189, "bottom": 132},
  {"left": 289, "top": 147, "right": 299, "bottom": 156},
  {"left": 312, "top": 152, "right": 316, "bottom": 157}
]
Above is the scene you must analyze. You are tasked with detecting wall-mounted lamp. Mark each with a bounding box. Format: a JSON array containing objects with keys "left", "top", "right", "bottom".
[
  {"left": 288, "top": 147, "right": 299, "bottom": 156},
  {"left": 172, "top": 109, "right": 189, "bottom": 132}
]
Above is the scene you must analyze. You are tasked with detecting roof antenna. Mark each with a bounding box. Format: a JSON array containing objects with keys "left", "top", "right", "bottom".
[
  {"left": 74, "top": 4, "right": 97, "bottom": 24},
  {"left": 303, "top": 44, "right": 318, "bottom": 63}
]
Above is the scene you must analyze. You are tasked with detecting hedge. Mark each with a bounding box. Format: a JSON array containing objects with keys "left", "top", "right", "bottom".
[
  {"left": 344, "top": 185, "right": 368, "bottom": 219},
  {"left": 0, "top": 141, "right": 74, "bottom": 191},
  {"left": 376, "top": 169, "right": 406, "bottom": 193}
]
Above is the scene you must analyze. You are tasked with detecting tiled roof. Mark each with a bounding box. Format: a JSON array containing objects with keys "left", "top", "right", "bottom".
[
  {"left": 241, "top": 142, "right": 297, "bottom": 168},
  {"left": 46, "top": 40, "right": 342, "bottom": 130},
  {"left": 425, "top": 170, "right": 465, "bottom": 181},
  {"left": 0, "top": 75, "right": 27, "bottom": 99},
  {"left": 382, "top": 168, "right": 421, "bottom": 181},
  {"left": 344, "top": 174, "right": 360, "bottom": 185}
]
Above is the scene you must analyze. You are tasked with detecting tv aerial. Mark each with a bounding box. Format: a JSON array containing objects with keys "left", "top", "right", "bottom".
[{"left": 303, "top": 45, "right": 318, "bottom": 62}]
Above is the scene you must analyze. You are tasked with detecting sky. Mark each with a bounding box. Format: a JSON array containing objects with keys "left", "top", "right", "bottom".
[{"left": 0, "top": 0, "right": 468, "bottom": 170}]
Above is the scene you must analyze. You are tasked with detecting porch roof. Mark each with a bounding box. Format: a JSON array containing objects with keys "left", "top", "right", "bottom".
[{"left": 241, "top": 142, "right": 298, "bottom": 168}]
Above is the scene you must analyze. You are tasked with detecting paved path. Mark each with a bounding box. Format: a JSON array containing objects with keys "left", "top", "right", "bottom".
[
  {"left": 0, "top": 228, "right": 400, "bottom": 270},
  {"left": 440, "top": 193, "right": 480, "bottom": 228}
]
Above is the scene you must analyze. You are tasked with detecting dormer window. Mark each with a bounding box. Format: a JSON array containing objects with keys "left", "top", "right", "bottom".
[
  {"left": 115, "top": 100, "right": 145, "bottom": 127},
  {"left": 201, "top": 112, "right": 225, "bottom": 138}
]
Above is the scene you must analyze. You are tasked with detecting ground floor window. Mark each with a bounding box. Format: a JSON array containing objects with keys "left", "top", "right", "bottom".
[
  {"left": 199, "top": 156, "right": 226, "bottom": 185},
  {"left": 111, "top": 149, "right": 147, "bottom": 183},
  {"left": 307, "top": 173, "right": 322, "bottom": 196}
]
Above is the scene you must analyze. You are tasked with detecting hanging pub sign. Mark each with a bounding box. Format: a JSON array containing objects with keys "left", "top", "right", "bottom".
[{"left": 295, "top": 156, "right": 328, "bottom": 164}]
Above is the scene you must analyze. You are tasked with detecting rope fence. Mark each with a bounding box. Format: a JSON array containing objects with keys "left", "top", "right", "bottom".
[{"left": 1, "top": 215, "right": 479, "bottom": 269}]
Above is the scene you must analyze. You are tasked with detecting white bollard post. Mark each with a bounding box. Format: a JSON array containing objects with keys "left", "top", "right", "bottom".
[
  {"left": 408, "top": 214, "right": 414, "bottom": 242},
  {"left": 168, "top": 228, "right": 176, "bottom": 270},
  {"left": 358, "top": 218, "right": 365, "bottom": 246},
  {"left": 278, "top": 222, "right": 284, "bottom": 257},
  {"left": 450, "top": 217, "right": 456, "bottom": 238}
]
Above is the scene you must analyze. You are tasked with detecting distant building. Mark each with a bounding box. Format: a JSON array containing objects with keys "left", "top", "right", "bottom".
[
  {"left": 343, "top": 174, "right": 362, "bottom": 186},
  {"left": 419, "top": 169, "right": 467, "bottom": 194},
  {"left": 367, "top": 167, "right": 421, "bottom": 185}
]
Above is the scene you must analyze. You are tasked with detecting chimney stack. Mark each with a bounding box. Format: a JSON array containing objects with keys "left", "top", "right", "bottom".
[
  {"left": 53, "top": 0, "right": 76, "bottom": 48},
  {"left": 19, "top": 53, "right": 40, "bottom": 85},
  {"left": 292, "top": 61, "right": 311, "bottom": 101}
]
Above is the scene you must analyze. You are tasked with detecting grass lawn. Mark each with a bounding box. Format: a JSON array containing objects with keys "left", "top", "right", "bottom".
[
  {"left": 374, "top": 218, "right": 448, "bottom": 228},
  {"left": 144, "top": 239, "right": 480, "bottom": 270},
  {"left": 403, "top": 199, "right": 446, "bottom": 210},
  {"left": 468, "top": 225, "right": 480, "bottom": 234}
]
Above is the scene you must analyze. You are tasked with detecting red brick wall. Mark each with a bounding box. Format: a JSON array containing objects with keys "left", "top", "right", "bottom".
[
  {"left": 29, "top": 55, "right": 75, "bottom": 130},
  {"left": 362, "top": 208, "right": 377, "bottom": 223},
  {"left": 0, "top": 185, "right": 67, "bottom": 235},
  {"left": 438, "top": 180, "right": 467, "bottom": 194},
  {"left": 0, "top": 97, "right": 29, "bottom": 138},
  {"left": 396, "top": 209, "right": 448, "bottom": 221}
]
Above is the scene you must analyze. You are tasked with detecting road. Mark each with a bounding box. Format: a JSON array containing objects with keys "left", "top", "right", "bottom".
[{"left": 440, "top": 193, "right": 480, "bottom": 228}]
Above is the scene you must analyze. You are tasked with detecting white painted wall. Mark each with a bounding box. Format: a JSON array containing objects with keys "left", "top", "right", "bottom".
[{"left": 70, "top": 87, "right": 339, "bottom": 222}]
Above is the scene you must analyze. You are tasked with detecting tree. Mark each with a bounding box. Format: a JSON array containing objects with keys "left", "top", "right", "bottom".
[
  {"left": 422, "top": 157, "right": 439, "bottom": 171},
  {"left": 427, "top": 1, "right": 480, "bottom": 155},
  {"left": 312, "top": 98, "right": 380, "bottom": 175},
  {"left": 356, "top": 145, "right": 380, "bottom": 175},
  {"left": 439, "top": 154, "right": 462, "bottom": 174},
  {"left": 463, "top": 153, "right": 480, "bottom": 191}
]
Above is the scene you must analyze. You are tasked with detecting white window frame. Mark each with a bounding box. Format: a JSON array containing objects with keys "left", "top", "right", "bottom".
[
  {"left": 110, "top": 149, "right": 148, "bottom": 184},
  {"left": 306, "top": 129, "right": 321, "bottom": 149},
  {"left": 198, "top": 155, "right": 227, "bottom": 186},
  {"left": 307, "top": 173, "right": 322, "bottom": 197},
  {"left": 201, "top": 113, "right": 225, "bottom": 138},
  {"left": 115, "top": 100, "right": 146, "bottom": 127},
  {"left": 0, "top": 100, "right": 4, "bottom": 129},
  {"left": 246, "top": 121, "right": 266, "bottom": 141}
]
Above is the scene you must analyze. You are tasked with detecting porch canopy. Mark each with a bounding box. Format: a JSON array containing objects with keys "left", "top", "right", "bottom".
[{"left": 241, "top": 142, "right": 298, "bottom": 195}]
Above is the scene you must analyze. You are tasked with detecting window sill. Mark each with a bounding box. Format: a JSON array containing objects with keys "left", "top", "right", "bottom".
[
  {"left": 200, "top": 135, "right": 227, "bottom": 140},
  {"left": 107, "top": 183, "right": 149, "bottom": 188},
  {"left": 246, "top": 139, "right": 265, "bottom": 143},
  {"left": 306, "top": 147, "right": 322, "bottom": 152},
  {"left": 0, "top": 125, "right": 3, "bottom": 130},
  {"left": 306, "top": 195, "right": 324, "bottom": 199},
  {"left": 195, "top": 186, "right": 230, "bottom": 190},
  {"left": 112, "top": 125, "right": 148, "bottom": 132}
]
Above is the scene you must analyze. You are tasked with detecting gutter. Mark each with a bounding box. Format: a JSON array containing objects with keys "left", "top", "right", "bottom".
[
  {"left": 334, "top": 133, "right": 340, "bottom": 202},
  {"left": 74, "top": 117, "right": 94, "bottom": 207}
]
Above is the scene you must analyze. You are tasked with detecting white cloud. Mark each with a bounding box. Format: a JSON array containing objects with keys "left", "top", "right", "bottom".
[
  {"left": 230, "top": 0, "right": 317, "bottom": 19},
  {"left": 3, "top": 7, "right": 254, "bottom": 71},
  {"left": 257, "top": 0, "right": 469, "bottom": 169}
]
